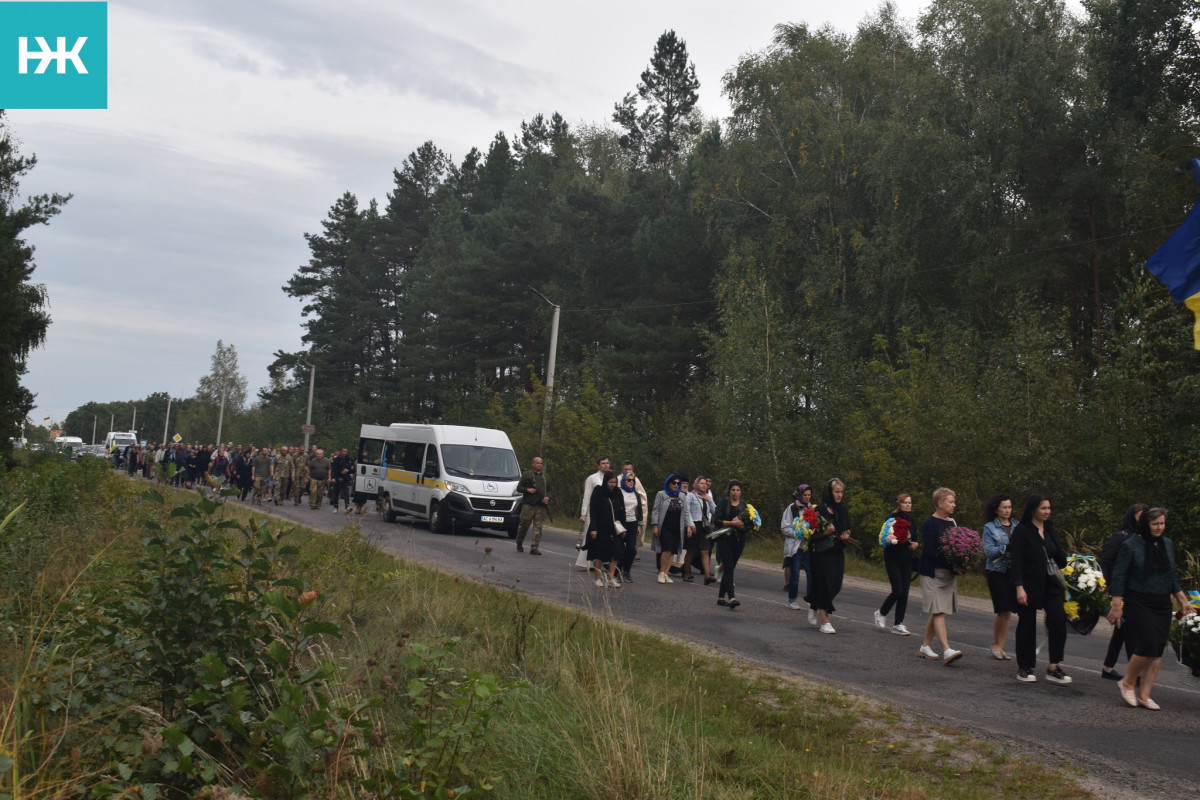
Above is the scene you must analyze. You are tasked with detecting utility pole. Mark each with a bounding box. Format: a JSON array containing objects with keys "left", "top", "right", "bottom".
[
  {"left": 528, "top": 287, "right": 561, "bottom": 450},
  {"left": 162, "top": 395, "right": 171, "bottom": 445},
  {"left": 303, "top": 363, "right": 316, "bottom": 452},
  {"left": 216, "top": 388, "right": 227, "bottom": 445},
  {"left": 131, "top": 406, "right": 137, "bottom": 432},
  {"left": 91, "top": 414, "right": 97, "bottom": 445}
]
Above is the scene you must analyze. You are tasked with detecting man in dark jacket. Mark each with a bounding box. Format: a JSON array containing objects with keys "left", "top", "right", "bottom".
[{"left": 515, "top": 456, "right": 549, "bottom": 554}]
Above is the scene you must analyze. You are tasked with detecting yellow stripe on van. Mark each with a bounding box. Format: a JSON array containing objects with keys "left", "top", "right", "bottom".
[{"left": 384, "top": 469, "right": 447, "bottom": 491}]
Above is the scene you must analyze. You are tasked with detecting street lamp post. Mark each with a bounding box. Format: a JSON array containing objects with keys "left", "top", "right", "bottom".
[{"left": 528, "top": 287, "right": 561, "bottom": 450}]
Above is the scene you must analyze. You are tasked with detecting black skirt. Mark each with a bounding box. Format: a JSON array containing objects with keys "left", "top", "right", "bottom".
[
  {"left": 986, "top": 569, "right": 1017, "bottom": 614},
  {"left": 1123, "top": 591, "right": 1172, "bottom": 658},
  {"left": 808, "top": 546, "right": 845, "bottom": 612},
  {"left": 659, "top": 508, "right": 682, "bottom": 552}
]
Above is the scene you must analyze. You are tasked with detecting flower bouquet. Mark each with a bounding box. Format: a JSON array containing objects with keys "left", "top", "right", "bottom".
[
  {"left": 879, "top": 517, "right": 912, "bottom": 548},
  {"left": 710, "top": 503, "right": 762, "bottom": 540},
  {"left": 1062, "top": 555, "right": 1108, "bottom": 635},
  {"left": 939, "top": 526, "right": 983, "bottom": 571},
  {"left": 790, "top": 507, "right": 819, "bottom": 545},
  {"left": 1172, "top": 592, "right": 1200, "bottom": 681}
]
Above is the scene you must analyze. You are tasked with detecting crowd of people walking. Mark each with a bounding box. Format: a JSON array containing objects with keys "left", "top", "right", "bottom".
[
  {"left": 112, "top": 442, "right": 1198, "bottom": 710},
  {"left": 539, "top": 454, "right": 1198, "bottom": 709},
  {"left": 109, "top": 441, "right": 364, "bottom": 512}
]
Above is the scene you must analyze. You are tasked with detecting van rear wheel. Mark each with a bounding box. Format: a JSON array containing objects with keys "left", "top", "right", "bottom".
[{"left": 382, "top": 495, "right": 396, "bottom": 523}]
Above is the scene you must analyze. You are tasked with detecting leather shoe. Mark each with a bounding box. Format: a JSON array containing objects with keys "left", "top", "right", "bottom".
[
  {"left": 1101, "top": 668, "right": 1122, "bottom": 681},
  {"left": 516, "top": 543, "right": 524, "bottom": 552}
]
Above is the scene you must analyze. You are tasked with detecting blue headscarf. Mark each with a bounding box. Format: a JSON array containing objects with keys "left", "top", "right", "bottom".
[
  {"left": 662, "top": 473, "right": 681, "bottom": 498},
  {"left": 621, "top": 472, "right": 638, "bottom": 494}
]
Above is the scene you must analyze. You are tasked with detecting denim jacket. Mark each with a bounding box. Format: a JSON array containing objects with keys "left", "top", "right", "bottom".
[{"left": 983, "top": 517, "right": 1015, "bottom": 573}]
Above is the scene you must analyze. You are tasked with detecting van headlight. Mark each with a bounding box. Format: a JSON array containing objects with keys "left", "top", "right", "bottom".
[{"left": 448, "top": 482, "right": 470, "bottom": 494}]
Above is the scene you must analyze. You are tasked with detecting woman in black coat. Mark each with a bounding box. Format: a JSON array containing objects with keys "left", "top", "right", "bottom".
[
  {"left": 1009, "top": 494, "right": 1070, "bottom": 685},
  {"left": 587, "top": 471, "right": 624, "bottom": 588}
]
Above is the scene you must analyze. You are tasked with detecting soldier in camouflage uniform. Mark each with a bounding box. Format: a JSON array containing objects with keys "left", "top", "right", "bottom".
[
  {"left": 292, "top": 446, "right": 308, "bottom": 505},
  {"left": 274, "top": 445, "right": 291, "bottom": 506},
  {"left": 252, "top": 447, "right": 274, "bottom": 505},
  {"left": 307, "top": 448, "right": 332, "bottom": 510}
]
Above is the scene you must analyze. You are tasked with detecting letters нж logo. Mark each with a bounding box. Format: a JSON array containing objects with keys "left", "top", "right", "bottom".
[{"left": 19, "top": 36, "right": 89, "bottom": 74}]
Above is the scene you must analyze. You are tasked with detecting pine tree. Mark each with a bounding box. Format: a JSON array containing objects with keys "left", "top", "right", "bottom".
[
  {"left": 0, "top": 112, "right": 69, "bottom": 454},
  {"left": 613, "top": 30, "right": 701, "bottom": 174}
]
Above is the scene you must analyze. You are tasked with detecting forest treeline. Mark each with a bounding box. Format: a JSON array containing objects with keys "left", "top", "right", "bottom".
[{"left": 66, "top": 0, "right": 1200, "bottom": 550}]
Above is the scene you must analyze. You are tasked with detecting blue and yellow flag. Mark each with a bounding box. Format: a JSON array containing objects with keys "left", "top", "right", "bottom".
[{"left": 1146, "top": 158, "right": 1200, "bottom": 349}]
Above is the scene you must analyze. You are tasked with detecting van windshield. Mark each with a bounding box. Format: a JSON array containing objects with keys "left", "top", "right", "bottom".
[{"left": 440, "top": 445, "right": 521, "bottom": 481}]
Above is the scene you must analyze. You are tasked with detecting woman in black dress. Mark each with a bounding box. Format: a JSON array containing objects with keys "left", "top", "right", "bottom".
[
  {"left": 807, "top": 479, "right": 851, "bottom": 634},
  {"left": 1108, "top": 507, "right": 1195, "bottom": 709},
  {"left": 651, "top": 473, "right": 694, "bottom": 584},
  {"left": 1009, "top": 494, "right": 1070, "bottom": 685},
  {"left": 587, "top": 472, "right": 624, "bottom": 588},
  {"left": 713, "top": 480, "right": 749, "bottom": 609}
]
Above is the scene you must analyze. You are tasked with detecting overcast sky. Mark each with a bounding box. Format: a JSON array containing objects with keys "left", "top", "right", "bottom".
[{"left": 15, "top": 0, "right": 944, "bottom": 434}]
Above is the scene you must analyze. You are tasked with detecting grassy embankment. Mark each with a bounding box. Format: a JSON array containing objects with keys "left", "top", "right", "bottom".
[{"left": 0, "top": 456, "right": 1094, "bottom": 798}]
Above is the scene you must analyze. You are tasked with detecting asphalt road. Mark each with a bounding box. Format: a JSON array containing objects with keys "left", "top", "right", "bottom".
[{"left": 267, "top": 500, "right": 1199, "bottom": 799}]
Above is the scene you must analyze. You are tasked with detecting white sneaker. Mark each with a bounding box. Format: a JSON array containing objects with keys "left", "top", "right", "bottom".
[
  {"left": 787, "top": 601, "right": 802, "bottom": 610},
  {"left": 663, "top": 574, "right": 674, "bottom": 584},
  {"left": 332, "top": 508, "right": 338, "bottom": 514},
  {"left": 819, "top": 623, "right": 836, "bottom": 634},
  {"left": 657, "top": 573, "right": 668, "bottom": 584},
  {"left": 807, "top": 609, "right": 818, "bottom": 626},
  {"left": 891, "top": 624, "right": 911, "bottom": 636},
  {"left": 943, "top": 649, "right": 963, "bottom": 665},
  {"left": 608, "top": 575, "right": 621, "bottom": 588},
  {"left": 918, "top": 645, "right": 940, "bottom": 659},
  {"left": 874, "top": 610, "right": 887, "bottom": 629},
  {"left": 595, "top": 578, "right": 606, "bottom": 587}
]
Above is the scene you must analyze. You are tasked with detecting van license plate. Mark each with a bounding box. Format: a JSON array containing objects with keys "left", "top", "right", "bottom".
[{"left": 481, "top": 515, "right": 504, "bottom": 523}]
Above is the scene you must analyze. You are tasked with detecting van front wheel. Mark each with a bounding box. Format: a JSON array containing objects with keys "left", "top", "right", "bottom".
[{"left": 429, "top": 501, "right": 450, "bottom": 534}]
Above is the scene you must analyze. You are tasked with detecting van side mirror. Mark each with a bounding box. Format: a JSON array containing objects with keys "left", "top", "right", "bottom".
[{"left": 423, "top": 462, "right": 438, "bottom": 479}]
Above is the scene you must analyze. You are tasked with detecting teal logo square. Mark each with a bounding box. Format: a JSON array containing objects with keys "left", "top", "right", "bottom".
[{"left": 0, "top": 2, "right": 107, "bottom": 109}]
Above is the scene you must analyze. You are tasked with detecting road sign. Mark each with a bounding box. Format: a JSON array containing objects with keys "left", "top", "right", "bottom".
[
  {"left": 172, "top": 433, "right": 182, "bottom": 443},
  {"left": 300, "top": 424, "right": 315, "bottom": 435}
]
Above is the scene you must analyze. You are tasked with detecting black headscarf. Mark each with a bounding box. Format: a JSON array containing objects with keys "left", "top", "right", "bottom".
[
  {"left": 1121, "top": 504, "right": 1147, "bottom": 535},
  {"left": 1136, "top": 508, "right": 1169, "bottom": 573},
  {"left": 821, "top": 479, "right": 851, "bottom": 533}
]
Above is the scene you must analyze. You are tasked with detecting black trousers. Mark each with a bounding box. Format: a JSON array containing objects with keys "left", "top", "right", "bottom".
[
  {"left": 716, "top": 534, "right": 744, "bottom": 599},
  {"left": 1103, "top": 623, "right": 1127, "bottom": 669},
  {"left": 879, "top": 550, "right": 913, "bottom": 624},
  {"left": 1015, "top": 576, "right": 1066, "bottom": 670},
  {"left": 618, "top": 525, "right": 639, "bottom": 573}
]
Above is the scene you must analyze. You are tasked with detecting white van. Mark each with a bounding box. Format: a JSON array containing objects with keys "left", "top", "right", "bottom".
[
  {"left": 355, "top": 424, "right": 523, "bottom": 536},
  {"left": 104, "top": 431, "right": 137, "bottom": 453}
]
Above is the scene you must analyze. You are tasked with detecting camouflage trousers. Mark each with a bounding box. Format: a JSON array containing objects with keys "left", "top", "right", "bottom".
[
  {"left": 516, "top": 504, "right": 547, "bottom": 550},
  {"left": 309, "top": 479, "right": 327, "bottom": 509}
]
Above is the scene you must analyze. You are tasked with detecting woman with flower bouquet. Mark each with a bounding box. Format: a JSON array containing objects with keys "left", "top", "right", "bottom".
[
  {"left": 874, "top": 493, "right": 918, "bottom": 636},
  {"left": 1108, "top": 507, "right": 1196, "bottom": 710},
  {"left": 807, "top": 478, "right": 853, "bottom": 634},
  {"left": 712, "top": 479, "right": 756, "bottom": 609},
  {"left": 917, "top": 487, "right": 966, "bottom": 665},
  {"left": 780, "top": 483, "right": 815, "bottom": 611},
  {"left": 1009, "top": 495, "right": 1071, "bottom": 685}
]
